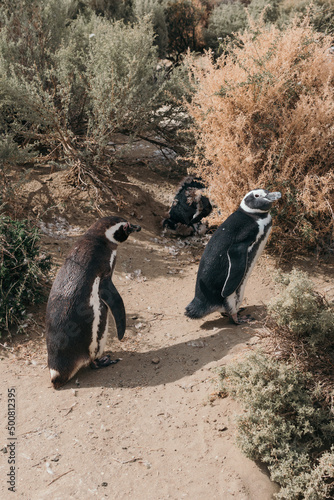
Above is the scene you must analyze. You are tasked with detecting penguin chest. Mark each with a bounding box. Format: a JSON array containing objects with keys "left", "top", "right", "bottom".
[
  {"left": 88, "top": 249, "right": 116, "bottom": 360},
  {"left": 238, "top": 215, "right": 272, "bottom": 294},
  {"left": 88, "top": 276, "right": 103, "bottom": 358}
]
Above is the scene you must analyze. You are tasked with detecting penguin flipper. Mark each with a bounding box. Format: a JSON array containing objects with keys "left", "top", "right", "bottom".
[
  {"left": 99, "top": 278, "right": 126, "bottom": 340},
  {"left": 221, "top": 242, "right": 248, "bottom": 298}
]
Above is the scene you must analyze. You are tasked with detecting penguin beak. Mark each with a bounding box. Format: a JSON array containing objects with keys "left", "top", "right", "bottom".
[
  {"left": 266, "top": 192, "right": 281, "bottom": 202},
  {"left": 125, "top": 223, "right": 141, "bottom": 234}
]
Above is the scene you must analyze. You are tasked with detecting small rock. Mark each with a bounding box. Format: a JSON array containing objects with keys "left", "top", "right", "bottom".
[
  {"left": 151, "top": 357, "right": 160, "bottom": 365},
  {"left": 101, "top": 482, "right": 108, "bottom": 487},
  {"left": 45, "top": 462, "right": 54, "bottom": 475}
]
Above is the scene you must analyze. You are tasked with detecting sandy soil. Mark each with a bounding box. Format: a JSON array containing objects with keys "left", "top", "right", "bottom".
[{"left": 1, "top": 146, "right": 332, "bottom": 499}]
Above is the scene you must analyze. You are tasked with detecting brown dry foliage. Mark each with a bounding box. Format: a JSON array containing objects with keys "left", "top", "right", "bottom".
[{"left": 186, "top": 16, "right": 334, "bottom": 254}]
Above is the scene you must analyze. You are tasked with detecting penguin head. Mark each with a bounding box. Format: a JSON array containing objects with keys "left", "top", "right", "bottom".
[
  {"left": 107, "top": 220, "right": 141, "bottom": 244},
  {"left": 88, "top": 216, "right": 141, "bottom": 244},
  {"left": 240, "top": 189, "right": 281, "bottom": 214}
]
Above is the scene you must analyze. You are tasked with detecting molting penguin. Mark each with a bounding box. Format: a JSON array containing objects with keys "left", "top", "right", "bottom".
[
  {"left": 163, "top": 177, "right": 212, "bottom": 236},
  {"left": 185, "top": 189, "right": 281, "bottom": 324},
  {"left": 46, "top": 216, "right": 141, "bottom": 389}
]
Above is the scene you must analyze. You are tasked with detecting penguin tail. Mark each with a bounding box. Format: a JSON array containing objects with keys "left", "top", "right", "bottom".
[
  {"left": 49, "top": 368, "right": 68, "bottom": 390},
  {"left": 185, "top": 297, "right": 209, "bottom": 319}
]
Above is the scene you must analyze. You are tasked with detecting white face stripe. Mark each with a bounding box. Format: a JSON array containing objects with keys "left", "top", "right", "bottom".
[
  {"left": 89, "top": 277, "right": 101, "bottom": 358},
  {"left": 240, "top": 189, "right": 268, "bottom": 213},
  {"left": 105, "top": 222, "right": 126, "bottom": 244}
]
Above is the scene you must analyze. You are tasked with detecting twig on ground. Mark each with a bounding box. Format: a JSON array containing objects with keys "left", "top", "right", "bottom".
[{"left": 47, "top": 469, "right": 74, "bottom": 486}]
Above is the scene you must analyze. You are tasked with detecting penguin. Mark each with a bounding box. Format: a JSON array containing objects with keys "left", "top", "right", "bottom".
[
  {"left": 46, "top": 216, "right": 141, "bottom": 389},
  {"left": 185, "top": 189, "right": 281, "bottom": 324},
  {"left": 163, "top": 176, "right": 212, "bottom": 236}
]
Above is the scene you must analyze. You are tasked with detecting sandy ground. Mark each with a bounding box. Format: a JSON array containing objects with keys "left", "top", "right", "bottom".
[
  {"left": 1, "top": 146, "right": 332, "bottom": 499},
  {"left": 1, "top": 247, "right": 279, "bottom": 500}
]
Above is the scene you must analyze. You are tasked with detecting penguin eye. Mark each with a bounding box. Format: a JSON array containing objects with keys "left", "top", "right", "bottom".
[{"left": 255, "top": 194, "right": 260, "bottom": 198}]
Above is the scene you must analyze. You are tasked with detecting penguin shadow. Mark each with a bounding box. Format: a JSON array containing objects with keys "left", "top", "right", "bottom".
[{"left": 58, "top": 315, "right": 263, "bottom": 391}]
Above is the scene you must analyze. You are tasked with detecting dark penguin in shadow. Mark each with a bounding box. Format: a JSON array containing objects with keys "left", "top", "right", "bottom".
[
  {"left": 185, "top": 189, "right": 281, "bottom": 324},
  {"left": 163, "top": 176, "right": 212, "bottom": 236},
  {"left": 46, "top": 216, "right": 141, "bottom": 389}
]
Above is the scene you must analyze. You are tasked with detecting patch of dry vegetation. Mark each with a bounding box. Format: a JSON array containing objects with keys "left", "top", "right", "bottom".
[
  {"left": 265, "top": 269, "right": 334, "bottom": 398},
  {"left": 219, "top": 270, "right": 334, "bottom": 499},
  {"left": 187, "top": 16, "right": 334, "bottom": 254}
]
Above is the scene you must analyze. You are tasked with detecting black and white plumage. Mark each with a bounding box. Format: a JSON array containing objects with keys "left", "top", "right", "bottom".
[
  {"left": 46, "top": 216, "right": 141, "bottom": 389},
  {"left": 163, "top": 177, "right": 212, "bottom": 236},
  {"left": 185, "top": 189, "right": 281, "bottom": 324}
]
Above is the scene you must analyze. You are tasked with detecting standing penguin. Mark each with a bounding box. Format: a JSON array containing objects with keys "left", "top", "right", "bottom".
[
  {"left": 185, "top": 189, "right": 281, "bottom": 324},
  {"left": 46, "top": 216, "right": 141, "bottom": 389}
]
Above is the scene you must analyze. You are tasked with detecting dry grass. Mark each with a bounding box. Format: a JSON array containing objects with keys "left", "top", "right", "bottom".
[{"left": 187, "top": 16, "right": 334, "bottom": 254}]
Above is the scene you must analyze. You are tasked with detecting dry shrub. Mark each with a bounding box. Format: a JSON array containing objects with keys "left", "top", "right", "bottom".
[
  {"left": 220, "top": 352, "right": 334, "bottom": 499},
  {"left": 187, "top": 15, "right": 334, "bottom": 254},
  {"left": 265, "top": 268, "right": 334, "bottom": 397}
]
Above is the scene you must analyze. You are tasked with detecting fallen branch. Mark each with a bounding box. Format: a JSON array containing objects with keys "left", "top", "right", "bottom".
[
  {"left": 47, "top": 469, "right": 74, "bottom": 486},
  {"left": 110, "top": 456, "right": 142, "bottom": 464}
]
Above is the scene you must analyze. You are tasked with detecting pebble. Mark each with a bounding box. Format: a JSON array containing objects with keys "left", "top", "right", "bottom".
[{"left": 151, "top": 357, "right": 160, "bottom": 365}]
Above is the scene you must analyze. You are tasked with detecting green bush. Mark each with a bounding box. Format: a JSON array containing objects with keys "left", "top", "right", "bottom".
[
  {"left": 86, "top": 16, "right": 189, "bottom": 145},
  {"left": 204, "top": 0, "right": 334, "bottom": 55},
  {"left": 87, "top": 0, "right": 135, "bottom": 22},
  {"left": 268, "top": 269, "right": 334, "bottom": 350},
  {"left": 0, "top": 1, "right": 192, "bottom": 179},
  {"left": 0, "top": 0, "right": 87, "bottom": 168},
  {"left": 134, "top": 0, "right": 168, "bottom": 57},
  {"left": 220, "top": 352, "right": 334, "bottom": 499},
  {"left": 0, "top": 215, "right": 51, "bottom": 334},
  {"left": 204, "top": 1, "right": 248, "bottom": 54}
]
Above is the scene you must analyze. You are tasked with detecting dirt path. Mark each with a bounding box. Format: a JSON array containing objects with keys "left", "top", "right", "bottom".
[
  {"left": 0, "top": 150, "right": 288, "bottom": 499},
  {"left": 0, "top": 218, "right": 281, "bottom": 499}
]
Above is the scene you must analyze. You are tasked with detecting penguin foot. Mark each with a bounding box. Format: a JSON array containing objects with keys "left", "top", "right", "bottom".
[
  {"left": 90, "top": 355, "right": 120, "bottom": 370},
  {"left": 221, "top": 307, "right": 246, "bottom": 318},
  {"left": 229, "top": 313, "right": 255, "bottom": 325}
]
